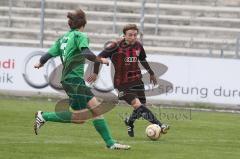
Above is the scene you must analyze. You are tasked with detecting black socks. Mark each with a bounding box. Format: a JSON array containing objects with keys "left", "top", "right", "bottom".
[{"left": 127, "top": 105, "right": 162, "bottom": 126}]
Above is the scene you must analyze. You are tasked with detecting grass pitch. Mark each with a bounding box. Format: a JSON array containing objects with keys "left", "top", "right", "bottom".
[{"left": 0, "top": 97, "right": 240, "bottom": 159}]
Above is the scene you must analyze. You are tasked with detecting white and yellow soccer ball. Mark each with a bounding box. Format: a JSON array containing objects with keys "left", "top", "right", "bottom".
[{"left": 145, "top": 124, "right": 161, "bottom": 140}]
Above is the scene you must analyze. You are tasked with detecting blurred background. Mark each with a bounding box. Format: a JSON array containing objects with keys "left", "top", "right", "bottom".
[{"left": 0, "top": 0, "right": 240, "bottom": 58}]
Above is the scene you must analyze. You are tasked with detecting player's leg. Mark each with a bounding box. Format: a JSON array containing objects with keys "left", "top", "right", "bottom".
[
  {"left": 88, "top": 97, "right": 130, "bottom": 150},
  {"left": 135, "top": 85, "right": 170, "bottom": 134},
  {"left": 121, "top": 90, "right": 169, "bottom": 137},
  {"left": 34, "top": 78, "right": 86, "bottom": 135},
  {"left": 129, "top": 98, "right": 169, "bottom": 134},
  {"left": 34, "top": 109, "right": 73, "bottom": 135},
  {"left": 34, "top": 98, "right": 75, "bottom": 135},
  {"left": 134, "top": 82, "right": 146, "bottom": 105},
  {"left": 87, "top": 97, "right": 115, "bottom": 147},
  {"left": 131, "top": 98, "right": 170, "bottom": 134},
  {"left": 130, "top": 98, "right": 161, "bottom": 125},
  {"left": 34, "top": 106, "right": 88, "bottom": 135},
  {"left": 124, "top": 84, "right": 146, "bottom": 136},
  {"left": 119, "top": 89, "right": 138, "bottom": 137},
  {"left": 131, "top": 82, "right": 146, "bottom": 106}
]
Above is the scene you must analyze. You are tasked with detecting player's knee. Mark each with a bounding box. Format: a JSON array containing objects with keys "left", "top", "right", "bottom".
[
  {"left": 88, "top": 97, "right": 100, "bottom": 108},
  {"left": 131, "top": 98, "right": 141, "bottom": 109},
  {"left": 71, "top": 112, "right": 85, "bottom": 124},
  {"left": 88, "top": 97, "right": 103, "bottom": 116}
]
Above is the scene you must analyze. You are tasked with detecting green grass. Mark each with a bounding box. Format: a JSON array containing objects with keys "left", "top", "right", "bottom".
[{"left": 0, "top": 97, "right": 240, "bottom": 159}]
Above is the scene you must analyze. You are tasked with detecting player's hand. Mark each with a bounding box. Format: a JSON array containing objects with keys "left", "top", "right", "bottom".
[
  {"left": 34, "top": 63, "right": 44, "bottom": 69},
  {"left": 150, "top": 75, "right": 157, "bottom": 85},
  {"left": 87, "top": 73, "right": 98, "bottom": 84},
  {"left": 100, "top": 58, "right": 109, "bottom": 66}
]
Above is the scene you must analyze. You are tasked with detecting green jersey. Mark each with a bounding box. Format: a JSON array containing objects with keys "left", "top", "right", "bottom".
[{"left": 48, "top": 29, "right": 89, "bottom": 81}]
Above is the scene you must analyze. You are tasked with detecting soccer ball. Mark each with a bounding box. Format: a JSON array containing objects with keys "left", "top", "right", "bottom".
[{"left": 145, "top": 124, "right": 161, "bottom": 140}]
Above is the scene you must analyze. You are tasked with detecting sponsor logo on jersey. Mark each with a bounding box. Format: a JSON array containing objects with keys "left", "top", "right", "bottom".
[{"left": 124, "top": 57, "right": 138, "bottom": 62}]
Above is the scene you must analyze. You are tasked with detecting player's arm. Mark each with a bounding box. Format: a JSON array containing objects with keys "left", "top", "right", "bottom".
[
  {"left": 139, "top": 44, "right": 157, "bottom": 85},
  {"left": 140, "top": 59, "right": 157, "bottom": 85},
  {"left": 35, "top": 38, "right": 61, "bottom": 69},
  {"left": 87, "top": 45, "right": 115, "bottom": 83},
  {"left": 93, "top": 41, "right": 117, "bottom": 74},
  {"left": 87, "top": 50, "right": 110, "bottom": 83},
  {"left": 93, "top": 50, "right": 110, "bottom": 75},
  {"left": 140, "top": 59, "right": 154, "bottom": 76},
  {"left": 86, "top": 62, "right": 100, "bottom": 84},
  {"left": 82, "top": 47, "right": 109, "bottom": 65},
  {"left": 34, "top": 53, "right": 53, "bottom": 69}
]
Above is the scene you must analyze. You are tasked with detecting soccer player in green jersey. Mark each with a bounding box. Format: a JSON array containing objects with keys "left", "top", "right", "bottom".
[{"left": 33, "top": 8, "right": 130, "bottom": 150}]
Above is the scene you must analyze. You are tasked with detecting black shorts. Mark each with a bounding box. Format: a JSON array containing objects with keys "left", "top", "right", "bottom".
[{"left": 118, "top": 82, "right": 146, "bottom": 105}]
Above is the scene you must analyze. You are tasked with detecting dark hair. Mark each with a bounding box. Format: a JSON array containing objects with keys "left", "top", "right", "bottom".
[
  {"left": 67, "top": 9, "right": 87, "bottom": 29},
  {"left": 122, "top": 24, "right": 139, "bottom": 35}
]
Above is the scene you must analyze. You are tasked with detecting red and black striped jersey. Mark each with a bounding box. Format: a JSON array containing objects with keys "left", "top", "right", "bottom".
[{"left": 99, "top": 39, "right": 146, "bottom": 89}]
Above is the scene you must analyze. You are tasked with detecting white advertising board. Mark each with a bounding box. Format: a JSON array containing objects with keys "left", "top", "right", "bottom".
[
  {"left": 147, "top": 55, "right": 240, "bottom": 105},
  {"left": 0, "top": 46, "right": 240, "bottom": 105},
  {"left": 0, "top": 46, "right": 59, "bottom": 93}
]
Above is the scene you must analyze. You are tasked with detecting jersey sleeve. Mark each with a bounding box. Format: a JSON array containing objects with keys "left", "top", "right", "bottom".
[
  {"left": 98, "top": 41, "right": 118, "bottom": 58},
  {"left": 48, "top": 38, "right": 61, "bottom": 57},
  {"left": 77, "top": 33, "right": 89, "bottom": 51},
  {"left": 138, "top": 43, "right": 147, "bottom": 61}
]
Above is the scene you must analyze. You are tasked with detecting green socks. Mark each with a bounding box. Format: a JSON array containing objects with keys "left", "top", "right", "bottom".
[
  {"left": 42, "top": 111, "right": 72, "bottom": 123},
  {"left": 42, "top": 112, "right": 115, "bottom": 147},
  {"left": 93, "top": 119, "right": 115, "bottom": 147}
]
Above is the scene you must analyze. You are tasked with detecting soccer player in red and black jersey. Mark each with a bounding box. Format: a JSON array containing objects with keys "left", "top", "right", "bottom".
[{"left": 88, "top": 24, "right": 169, "bottom": 137}]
